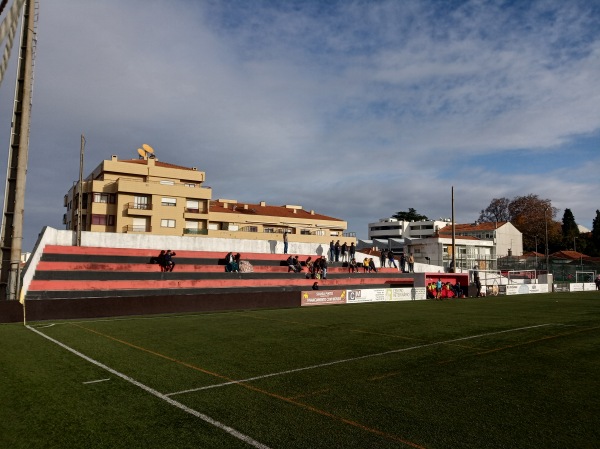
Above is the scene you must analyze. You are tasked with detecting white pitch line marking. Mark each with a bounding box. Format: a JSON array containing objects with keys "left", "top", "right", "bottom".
[
  {"left": 167, "top": 323, "right": 559, "bottom": 397},
  {"left": 27, "top": 325, "right": 271, "bottom": 449},
  {"left": 83, "top": 378, "right": 111, "bottom": 385}
]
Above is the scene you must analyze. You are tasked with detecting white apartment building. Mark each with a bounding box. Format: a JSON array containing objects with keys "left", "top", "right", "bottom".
[
  {"left": 365, "top": 218, "right": 523, "bottom": 271},
  {"left": 367, "top": 217, "right": 452, "bottom": 239}
]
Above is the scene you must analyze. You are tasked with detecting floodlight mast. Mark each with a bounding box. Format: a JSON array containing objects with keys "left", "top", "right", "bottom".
[
  {"left": 451, "top": 186, "right": 456, "bottom": 273},
  {"left": 0, "top": 0, "right": 37, "bottom": 301}
]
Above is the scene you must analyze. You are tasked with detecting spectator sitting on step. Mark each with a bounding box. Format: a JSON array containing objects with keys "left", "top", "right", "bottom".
[
  {"left": 369, "top": 258, "right": 378, "bottom": 273},
  {"left": 164, "top": 250, "right": 176, "bottom": 272},
  {"left": 150, "top": 250, "right": 166, "bottom": 271},
  {"left": 225, "top": 252, "right": 235, "bottom": 272},
  {"left": 305, "top": 257, "right": 314, "bottom": 278},
  {"left": 287, "top": 255, "right": 301, "bottom": 273},
  {"left": 363, "top": 257, "right": 370, "bottom": 273},
  {"left": 348, "top": 257, "right": 359, "bottom": 273},
  {"left": 320, "top": 257, "right": 328, "bottom": 279},
  {"left": 312, "top": 257, "right": 323, "bottom": 279}
]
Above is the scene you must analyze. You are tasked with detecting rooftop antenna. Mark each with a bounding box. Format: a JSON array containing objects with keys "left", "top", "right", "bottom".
[{"left": 137, "top": 143, "right": 155, "bottom": 159}]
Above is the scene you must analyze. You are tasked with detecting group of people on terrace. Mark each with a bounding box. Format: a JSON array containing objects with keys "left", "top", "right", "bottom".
[
  {"left": 225, "top": 252, "right": 254, "bottom": 273},
  {"left": 151, "top": 250, "right": 176, "bottom": 272},
  {"left": 287, "top": 255, "right": 328, "bottom": 279},
  {"left": 427, "top": 279, "right": 463, "bottom": 299},
  {"left": 379, "top": 249, "right": 414, "bottom": 272},
  {"left": 329, "top": 240, "right": 356, "bottom": 262}
]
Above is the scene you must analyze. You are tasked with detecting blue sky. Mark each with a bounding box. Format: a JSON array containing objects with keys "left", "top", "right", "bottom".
[{"left": 1, "top": 0, "right": 599, "bottom": 251}]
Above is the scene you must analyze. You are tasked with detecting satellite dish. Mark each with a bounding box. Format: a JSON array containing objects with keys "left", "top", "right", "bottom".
[
  {"left": 142, "top": 143, "right": 154, "bottom": 154},
  {"left": 137, "top": 148, "right": 146, "bottom": 158}
]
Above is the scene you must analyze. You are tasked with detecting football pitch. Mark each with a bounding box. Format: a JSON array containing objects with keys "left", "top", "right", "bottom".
[{"left": 1, "top": 292, "right": 599, "bottom": 449}]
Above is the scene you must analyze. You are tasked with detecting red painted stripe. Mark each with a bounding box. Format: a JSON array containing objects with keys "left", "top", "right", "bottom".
[
  {"left": 35, "top": 261, "right": 392, "bottom": 274},
  {"left": 28, "top": 277, "right": 412, "bottom": 291},
  {"left": 42, "top": 245, "right": 317, "bottom": 260}
]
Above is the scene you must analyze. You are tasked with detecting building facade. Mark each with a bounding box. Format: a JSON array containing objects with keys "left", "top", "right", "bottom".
[
  {"left": 64, "top": 153, "right": 351, "bottom": 246},
  {"left": 368, "top": 217, "right": 453, "bottom": 241},
  {"left": 366, "top": 218, "right": 523, "bottom": 271}
]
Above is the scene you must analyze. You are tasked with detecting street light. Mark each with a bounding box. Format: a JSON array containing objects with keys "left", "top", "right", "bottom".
[{"left": 544, "top": 207, "right": 549, "bottom": 273}]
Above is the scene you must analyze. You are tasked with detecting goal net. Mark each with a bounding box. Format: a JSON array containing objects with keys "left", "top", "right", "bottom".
[
  {"left": 507, "top": 270, "right": 538, "bottom": 284},
  {"left": 470, "top": 269, "right": 506, "bottom": 285},
  {"left": 575, "top": 271, "right": 596, "bottom": 284}
]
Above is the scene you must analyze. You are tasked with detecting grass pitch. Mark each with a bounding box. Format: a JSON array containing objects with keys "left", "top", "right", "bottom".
[{"left": 1, "top": 292, "right": 599, "bottom": 449}]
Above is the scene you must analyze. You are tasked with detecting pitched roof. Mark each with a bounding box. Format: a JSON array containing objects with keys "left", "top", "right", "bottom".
[
  {"left": 453, "top": 221, "right": 509, "bottom": 232},
  {"left": 550, "top": 250, "right": 591, "bottom": 260},
  {"left": 210, "top": 201, "right": 343, "bottom": 222}
]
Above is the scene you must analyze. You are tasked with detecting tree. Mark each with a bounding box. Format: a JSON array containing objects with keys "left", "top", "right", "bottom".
[
  {"left": 478, "top": 197, "right": 511, "bottom": 223},
  {"left": 393, "top": 208, "right": 429, "bottom": 222},
  {"left": 561, "top": 208, "right": 579, "bottom": 250},
  {"left": 591, "top": 210, "right": 600, "bottom": 256},
  {"left": 477, "top": 194, "right": 560, "bottom": 252},
  {"left": 507, "top": 194, "right": 560, "bottom": 252}
]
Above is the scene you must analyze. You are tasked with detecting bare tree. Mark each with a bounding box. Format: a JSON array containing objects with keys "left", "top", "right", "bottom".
[{"left": 478, "top": 198, "right": 511, "bottom": 223}]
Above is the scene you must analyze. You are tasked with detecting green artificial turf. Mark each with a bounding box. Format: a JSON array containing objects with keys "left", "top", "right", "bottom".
[{"left": 1, "top": 292, "right": 599, "bottom": 449}]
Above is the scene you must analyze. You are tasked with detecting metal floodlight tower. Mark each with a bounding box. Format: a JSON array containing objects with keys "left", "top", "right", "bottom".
[{"left": 0, "top": 0, "right": 37, "bottom": 301}]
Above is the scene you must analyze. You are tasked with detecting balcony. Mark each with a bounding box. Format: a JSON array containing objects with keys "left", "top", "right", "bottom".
[
  {"left": 125, "top": 202, "right": 153, "bottom": 216},
  {"left": 122, "top": 225, "right": 152, "bottom": 233},
  {"left": 183, "top": 228, "right": 208, "bottom": 235},
  {"left": 184, "top": 207, "right": 208, "bottom": 218}
]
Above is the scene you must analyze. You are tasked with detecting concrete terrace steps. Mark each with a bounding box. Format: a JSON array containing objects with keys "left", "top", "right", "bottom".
[
  {"left": 34, "top": 261, "right": 402, "bottom": 274},
  {"left": 26, "top": 245, "right": 413, "bottom": 300}
]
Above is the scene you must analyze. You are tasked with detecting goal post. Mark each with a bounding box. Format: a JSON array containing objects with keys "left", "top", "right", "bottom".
[
  {"left": 575, "top": 271, "right": 596, "bottom": 284},
  {"left": 469, "top": 269, "right": 506, "bottom": 285},
  {"left": 507, "top": 270, "right": 538, "bottom": 284}
]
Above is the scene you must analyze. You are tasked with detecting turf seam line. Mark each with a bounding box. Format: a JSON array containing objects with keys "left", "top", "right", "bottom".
[
  {"left": 82, "top": 378, "right": 111, "bottom": 384},
  {"left": 26, "top": 325, "right": 272, "bottom": 449},
  {"left": 166, "top": 323, "right": 557, "bottom": 396}
]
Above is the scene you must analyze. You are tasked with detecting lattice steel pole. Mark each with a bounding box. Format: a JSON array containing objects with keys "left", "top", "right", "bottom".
[{"left": 0, "top": 0, "right": 36, "bottom": 301}]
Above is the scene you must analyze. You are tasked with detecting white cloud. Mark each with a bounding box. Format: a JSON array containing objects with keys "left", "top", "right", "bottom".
[{"left": 0, "top": 0, "right": 598, "bottom": 249}]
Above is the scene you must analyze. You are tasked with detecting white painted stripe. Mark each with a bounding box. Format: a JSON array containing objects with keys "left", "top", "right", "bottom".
[
  {"left": 26, "top": 326, "right": 271, "bottom": 449},
  {"left": 83, "top": 378, "right": 111, "bottom": 385},
  {"left": 167, "top": 323, "right": 558, "bottom": 397}
]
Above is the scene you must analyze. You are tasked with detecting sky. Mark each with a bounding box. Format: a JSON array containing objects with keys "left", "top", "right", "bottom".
[{"left": 1, "top": 0, "right": 599, "bottom": 251}]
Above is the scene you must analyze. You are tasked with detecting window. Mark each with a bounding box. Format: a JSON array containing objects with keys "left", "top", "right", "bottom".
[
  {"left": 91, "top": 214, "right": 115, "bottom": 225},
  {"left": 160, "top": 180, "right": 175, "bottom": 185},
  {"left": 134, "top": 196, "right": 149, "bottom": 209},
  {"left": 161, "top": 219, "right": 176, "bottom": 228},
  {"left": 162, "top": 197, "right": 176, "bottom": 207},
  {"left": 184, "top": 183, "right": 196, "bottom": 188},
  {"left": 185, "top": 199, "right": 199, "bottom": 213},
  {"left": 93, "top": 193, "right": 116, "bottom": 203}
]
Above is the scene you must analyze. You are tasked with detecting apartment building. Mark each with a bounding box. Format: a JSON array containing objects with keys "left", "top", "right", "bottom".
[{"left": 64, "top": 153, "right": 350, "bottom": 246}]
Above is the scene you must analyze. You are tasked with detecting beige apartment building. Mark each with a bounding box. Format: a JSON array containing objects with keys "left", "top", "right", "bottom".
[{"left": 64, "top": 152, "right": 350, "bottom": 246}]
